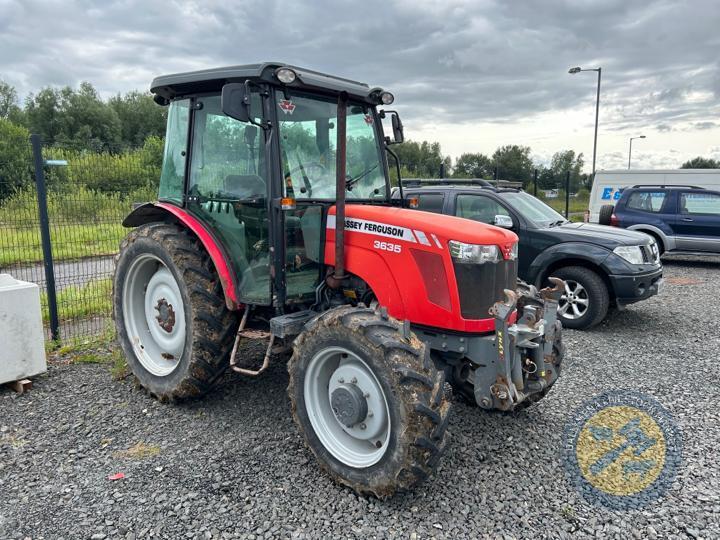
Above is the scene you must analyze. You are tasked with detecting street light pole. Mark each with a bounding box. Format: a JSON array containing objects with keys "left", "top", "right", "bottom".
[
  {"left": 569, "top": 66, "right": 602, "bottom": 182},
  {"left": 628, "top": 135, "right": 646, "bottom": 169}
]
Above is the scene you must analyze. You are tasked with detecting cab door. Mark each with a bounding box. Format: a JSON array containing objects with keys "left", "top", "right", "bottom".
[{"left": 185, "top": 93, "right": 272, "bottom": 305}]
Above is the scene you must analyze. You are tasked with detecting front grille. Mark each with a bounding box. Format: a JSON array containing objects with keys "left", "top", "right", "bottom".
[{"left": 453, "top": 259, "right": 518, "bottom": 319}]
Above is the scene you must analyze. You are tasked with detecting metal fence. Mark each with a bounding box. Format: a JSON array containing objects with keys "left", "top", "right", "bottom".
[{"left": 0, "top": 135, "right": 158, "bottom": 342}]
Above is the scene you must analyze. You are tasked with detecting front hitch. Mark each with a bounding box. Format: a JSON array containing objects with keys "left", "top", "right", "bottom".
[{"left": 475, "top": 278, "right": 565, "bottom": 411}]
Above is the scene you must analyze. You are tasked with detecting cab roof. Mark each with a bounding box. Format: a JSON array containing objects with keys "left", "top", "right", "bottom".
[{"left": 150, "top": 62, "right": 381, "bottom": 103}]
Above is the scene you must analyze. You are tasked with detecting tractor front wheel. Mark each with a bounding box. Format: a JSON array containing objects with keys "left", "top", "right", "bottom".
[
  {"left": 113, "top": 223, "right": 237, "bottom": 400},
  {"left": 288, "top": 305, "right": 451, "bottom": 498}
]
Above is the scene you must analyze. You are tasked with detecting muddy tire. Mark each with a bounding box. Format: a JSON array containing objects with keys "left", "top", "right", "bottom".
[
  {"left": 288, "top": 305, "right": 451, "bottom": 498},
  {"left": 113, "top": 222, "right": 238, "bottom": 400}
]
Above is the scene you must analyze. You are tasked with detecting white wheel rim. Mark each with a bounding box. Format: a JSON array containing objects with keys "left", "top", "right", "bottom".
[
  {"left": 122, "top": 254, "right": 186, "bottom": 376},
  {"left": 558, "top": 279, "right": 589, "bottom": 319},
  {"left": 304, "top": 346, "right": 391, "bottom": 468}
]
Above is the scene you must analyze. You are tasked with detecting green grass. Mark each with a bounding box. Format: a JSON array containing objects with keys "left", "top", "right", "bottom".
[
  {"left": 544, "top": 196, "right": 589, "bottom": 215},
  {"left": 41, "top": 278, "right": 113, "bottom": 323},
  {"left": 0, "top": 223, "right": 125, "bottom": 267}
]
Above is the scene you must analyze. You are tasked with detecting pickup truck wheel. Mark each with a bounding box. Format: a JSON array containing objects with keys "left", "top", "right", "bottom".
[{"left": 551, "top": 266, "right": 609, "bottom": 330}]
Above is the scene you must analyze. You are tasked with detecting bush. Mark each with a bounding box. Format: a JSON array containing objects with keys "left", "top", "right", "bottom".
[{"left": 0, "top": 119, "right": 32, "bottom": 201}]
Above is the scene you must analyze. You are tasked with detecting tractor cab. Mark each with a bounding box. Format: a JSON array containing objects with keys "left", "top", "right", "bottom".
[{"left": 148, "top": 63, "right": 403, "bottom": 309}]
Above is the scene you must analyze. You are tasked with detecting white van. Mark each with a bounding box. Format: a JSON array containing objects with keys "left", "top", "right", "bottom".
[{"left": 588, "top": 169, "right": 720, "bottom": 222}]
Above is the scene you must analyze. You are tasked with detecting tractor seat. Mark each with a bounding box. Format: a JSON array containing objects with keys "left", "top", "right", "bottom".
[{"left": 224, "top": 175, "right": 266, "bottom": 198}]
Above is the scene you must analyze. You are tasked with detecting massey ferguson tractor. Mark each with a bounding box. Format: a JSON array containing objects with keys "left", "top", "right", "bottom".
[{"left": 113, "top": 63, "right": 565, "bottom": 497}]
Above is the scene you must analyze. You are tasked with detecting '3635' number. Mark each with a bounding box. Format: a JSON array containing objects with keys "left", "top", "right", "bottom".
[{"left": 373, "top": 240, "right": 402, "bottom": 253}]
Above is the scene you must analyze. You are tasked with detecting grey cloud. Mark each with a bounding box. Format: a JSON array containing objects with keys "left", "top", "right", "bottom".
[{"left": 0, "top": 0, "right": 718, "bottom": 142}]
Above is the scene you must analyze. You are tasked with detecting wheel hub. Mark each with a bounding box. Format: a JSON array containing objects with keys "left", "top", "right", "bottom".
[
  {"left": 154, "top": 298, "right": 176, "bottom": 333},
  {"left": 331, "top": 383, "right": 368, "bottom": 427}
]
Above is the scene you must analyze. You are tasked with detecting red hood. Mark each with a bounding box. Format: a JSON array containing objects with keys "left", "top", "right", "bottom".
[{"left": 329, "top": 204, "right": 518, "bottom": 247}]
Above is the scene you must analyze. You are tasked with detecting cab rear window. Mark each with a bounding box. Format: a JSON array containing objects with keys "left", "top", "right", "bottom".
[{"left": 627, "top": 191, "right": 666, "bottom": 213}]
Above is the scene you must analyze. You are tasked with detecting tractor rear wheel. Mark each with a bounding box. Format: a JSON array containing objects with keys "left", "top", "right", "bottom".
[
  {"left": 288, "top": 305, "right": 451, "bottom": 497},
  {"left": 113, "top": 222, "right": 238, "bottom": 400}
]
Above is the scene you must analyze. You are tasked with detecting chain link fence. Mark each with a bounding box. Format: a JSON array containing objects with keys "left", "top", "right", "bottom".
[{"left": 0, "top": 135, "right": 160, "bottom": 342}]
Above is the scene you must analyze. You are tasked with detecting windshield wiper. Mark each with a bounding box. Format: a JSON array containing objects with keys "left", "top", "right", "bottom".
[
  {"left": 548, "top": 219, "right": 568, "bottom": 227},
  {"left": 346, "top": 164, "right": 379, "bottom": 190}
]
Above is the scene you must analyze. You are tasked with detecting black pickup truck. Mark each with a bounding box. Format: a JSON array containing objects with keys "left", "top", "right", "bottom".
[{"left": 396, "top": 180, "right": 663, "bottom": 329}]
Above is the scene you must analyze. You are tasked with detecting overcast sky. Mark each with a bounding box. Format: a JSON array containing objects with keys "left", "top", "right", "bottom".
[{"left": 1, "top": 0, "right": 718, "bottom": 171}]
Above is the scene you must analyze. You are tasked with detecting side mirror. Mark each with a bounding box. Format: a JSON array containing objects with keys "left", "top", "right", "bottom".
[
  {"left": 493, "top": 215, "right": 514, "bottom": 229},
  {"left": 221, "top": 83, "right": 251, "bottom": 123},
  {"left": 391, "top": 112, "right": 404, "bottom": 144}
]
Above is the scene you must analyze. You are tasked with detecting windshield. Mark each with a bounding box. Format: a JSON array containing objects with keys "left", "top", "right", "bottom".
[
  {"left": 277, "top": 91, "right": 387, "bottom": 200},
  {"left": 503, "top": 191, "right": 566, "bottom": 227}
]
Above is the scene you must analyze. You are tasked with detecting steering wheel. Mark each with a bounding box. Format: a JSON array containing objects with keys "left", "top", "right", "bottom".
[{"left": 286, "top": 162, "right": 327, "bottom": 197}]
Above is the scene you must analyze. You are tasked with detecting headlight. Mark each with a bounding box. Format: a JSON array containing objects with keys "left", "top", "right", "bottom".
[
  {"left": 449, "top": 241, "right": 500, "bottom": 264},
  {"left": 380, "top": 91, "right": 394, "bottom": 105},
  {"left": 613, "top": 245, "right": 644, "bottom": 265},
  {"left": 509, "top": 242, "right": 518, "bottom": 260}
]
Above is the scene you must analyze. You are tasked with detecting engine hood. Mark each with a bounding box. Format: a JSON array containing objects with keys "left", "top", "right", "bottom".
[
  {"left": 330, "top": 204, "right": 519, "bottom": 248},
  {"left": 545, "top": 222, "right": 652, "bottom": 248}
]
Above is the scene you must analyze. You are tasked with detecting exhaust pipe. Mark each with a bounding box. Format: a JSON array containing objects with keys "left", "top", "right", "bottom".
[{"left": 328, "top": 92, "right": 348, "bottom": 288}]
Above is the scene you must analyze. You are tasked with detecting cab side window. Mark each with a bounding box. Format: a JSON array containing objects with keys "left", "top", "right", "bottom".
[
  {"left": 455, "top": 194, "right": 510, "bottom": 224},
  {"left": 189, "top": 95, "right": 265, "bottom": 200},
  {"left": 627, "top": 191, "right": 666, "bottom": 213},
  {"left": 415, "top": 193, "right": 445, "bottom": 213},
  {"left": 680, "top": 192, "right": 720, "bottom": 215}
]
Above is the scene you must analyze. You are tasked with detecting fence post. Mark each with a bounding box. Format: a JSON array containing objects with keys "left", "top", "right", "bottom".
[
  {"left": 565, "top": 170, "right": 570, "bottom": 219},
  {"left": 533, "top": 169, "right": 538, "bottom": 197},
  {"left": 30, "top": 134, "right": 60, "bottom": 342}
]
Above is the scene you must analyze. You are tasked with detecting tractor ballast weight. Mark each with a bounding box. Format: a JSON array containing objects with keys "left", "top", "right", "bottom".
[{"left": 114, "top": 62, "right": 565, "bottom": 497}]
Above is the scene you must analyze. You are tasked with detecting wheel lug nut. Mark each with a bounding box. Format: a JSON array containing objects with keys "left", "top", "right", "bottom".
[
  {"left": 360, "top": 423, "right": 366, "bottom": 430},
  {"left": 363, "top": 392, "right": 370, "bottom": 398},
  {"left": 338, "top": 378, "right": 344, "bottom": 383},
  {"left": 367, "top": 411, "right": 374, "bottom": 418},
  {"left": 351, "top": 377, "right": 357, "bottom": 384}
]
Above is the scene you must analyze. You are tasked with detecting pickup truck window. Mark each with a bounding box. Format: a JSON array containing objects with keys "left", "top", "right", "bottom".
[
  {"left": 416, "top": 193, "right": 445, "bottom": 214},
  {"left": 455, "top": 194, "right": 510, "bottom": 224},
  {"left": 680, "top": 192, "right": 720, "bottom": 215},
  {"left": 627, "top": 191, "right": 666, "bottom": 213}
]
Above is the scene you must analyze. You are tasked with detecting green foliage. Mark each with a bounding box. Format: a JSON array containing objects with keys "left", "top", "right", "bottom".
[
  {"left": 492, "top": 145, "right": 534, "bottom": 184},
  {"left": 680, "top": 156, "right": 720, "bottom": 169},
  {"left": 390, "top": 140, "right": 451, "bottom": 178},
  {"left": 25, "top": 82, "right": 122, "bottom": 147},
  {"left": 0, "top": 118, "right": 32, "bottom": 200},
  {"left": 453, "top": 152, "right": 493, "bottom": 179},
  {"left": 0, "top": 80, "right": 24, "bottom": 124},
  {"left": 108, "top": 91, "right": 167, "bottom": 147}
]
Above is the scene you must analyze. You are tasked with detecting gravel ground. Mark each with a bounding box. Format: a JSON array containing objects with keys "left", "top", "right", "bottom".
[{"left": 1, "top": 256, "right": 719, "bottom": 540}]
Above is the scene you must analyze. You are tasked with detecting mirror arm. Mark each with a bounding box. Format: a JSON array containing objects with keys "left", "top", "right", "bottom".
[
  {"left": 385, "top": 145, "right": 404, "bottom": 204},
  {"left": 244, "top": 80, "right": 271, "bottom": 131}
]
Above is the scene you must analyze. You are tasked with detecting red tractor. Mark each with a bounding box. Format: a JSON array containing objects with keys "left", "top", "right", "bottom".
[{"left": 114, "top": 63, "right": 565, "bottom": 497}]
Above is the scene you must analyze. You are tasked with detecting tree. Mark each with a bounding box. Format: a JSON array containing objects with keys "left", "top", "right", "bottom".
[
  {"left": 491, "top": 145, "right": 534, "bottom": 185},
  {"left": 681, "top": 157, "right": 720, "bottom": 169},
  {"left": 0, "top": 118, "right": 32, "bottom": 200},
  {"left": 108, "top": 91, "right": 167, "bottom": 147},
  {"left": 390, "top": 140, "right": 450, "bottom": 179},
  {"left": 453, "top": 152, "right": 493, "bottom": 179},
  {"left": 548, "top": 150, "right": 585, "bottom": 192},
  {"left": 25, "top": 82, "right": 122, "bottom": 147},
  {"left": 0, "top": 80, "right": 24, "bottom": 125}
]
